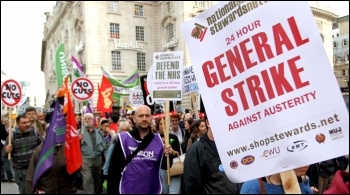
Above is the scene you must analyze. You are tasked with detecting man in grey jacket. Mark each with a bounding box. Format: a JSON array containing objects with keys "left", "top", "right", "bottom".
[{"left": 78, "top": 113, "right": 108, "bottom": 194}]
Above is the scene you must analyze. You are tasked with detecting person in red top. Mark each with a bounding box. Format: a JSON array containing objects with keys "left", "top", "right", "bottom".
[{"left": 109, "top": 111, "right": 120, "bottom": 133}]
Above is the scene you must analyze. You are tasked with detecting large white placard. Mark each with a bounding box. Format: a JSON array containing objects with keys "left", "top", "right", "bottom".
[
  {"left": 152, "top": 51, "right": 183, "bottom": 101},
  {"left": 180, "top": 1, "right": 349, "bottom": 183}
]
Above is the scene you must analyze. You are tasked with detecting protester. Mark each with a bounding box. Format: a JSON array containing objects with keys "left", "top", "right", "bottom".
[
  {"left": 181, "top": 115, "right": 194, "bottom": 154},
  {"left": 25, "top": 124, "right": 77, "bottom": 194},
  {"left": 156, "top": 118, "right": 182, "bottom": 194},
  {"left": 182, "top": 114, "right": 241, "bottom": 194},
  {"left": 4, "top": 115, "right": 42, "bottom": 194},
  {"left": 25, "top": 106, "right": 45, "bottom": 138},
  {"left": 109, "top": 111, "right": 120, "bottom": 132},
  {"left": 307, "top": 156, "right": 349, "bottom": 194},
  {"left": 170, "top": 114, "right": 185, "bottom": 155},
  {"left": 36, "top": 112, "right": 45, "bottom": 124},
  {"left": 78, "top": 113, "right": 109, "bottom": 194},
  {"left": 107, "top": 105, "right": 173, "bottom": 194},
  {"left": 118, "top": 120, "right": 132, "bottom": 132},
  {"left": 75, "top": 113, "right": 82, "bottom": 130},
  {"left": 186, "top": 119, "right": 207, "bottom": 151},
  {"left": 240, "top": 165, "right": 314, "bottom": 194},
  {"left": 1, "top": 116, "right": 14, "bottom": 183},
  {"left": 323, "top": 170, "right": 349, "bottom": 194}
]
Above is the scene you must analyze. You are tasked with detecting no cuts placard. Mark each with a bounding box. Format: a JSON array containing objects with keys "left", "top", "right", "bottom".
[
  {"left": 1, "top": 79, "right": 22, "bottom": 107},
  {"left": 71, "top": 78, "right": 94, "bottom": 101},
  {"left": 181, "top": 1, "right": 349, "bottom": 183}
]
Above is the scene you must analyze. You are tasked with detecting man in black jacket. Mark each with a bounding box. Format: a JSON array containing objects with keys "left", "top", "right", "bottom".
[{"left": 182, "top": 114, "right": 241, "bottom": 194}]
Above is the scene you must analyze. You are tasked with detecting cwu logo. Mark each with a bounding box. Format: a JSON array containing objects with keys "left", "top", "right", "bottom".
[
  {"left": 262, "top": 146, "right": 281, "bottom": 159},
  {"left": 287, "top": 140, "right": 308, "bottom": 152}
]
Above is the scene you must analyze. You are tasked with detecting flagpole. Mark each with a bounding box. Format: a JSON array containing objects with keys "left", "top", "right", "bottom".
[{"left": 80, "top": 101, "right": 84, "bottom": 144}]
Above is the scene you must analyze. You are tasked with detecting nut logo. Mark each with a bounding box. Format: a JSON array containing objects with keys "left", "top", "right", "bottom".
[{"left": 241, "top": 155, "right": 255, "bottom": 165}]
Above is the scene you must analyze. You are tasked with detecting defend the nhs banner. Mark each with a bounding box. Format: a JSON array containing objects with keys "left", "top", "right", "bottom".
[{"left": 180, "top": 1, "right": 349, "bottom": 183}]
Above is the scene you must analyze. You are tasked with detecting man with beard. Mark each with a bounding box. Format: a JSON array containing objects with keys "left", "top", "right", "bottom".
[
  {"left": 78, "top": 113, "right": 109, "bottom": 194},
  {"left": 107, "top": 105, "right": 173, "bottom": 194}
]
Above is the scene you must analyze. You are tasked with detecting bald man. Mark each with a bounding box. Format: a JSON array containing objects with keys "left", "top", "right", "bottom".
[{"left": 107, "top": 105, "right": 173, "bottom": 194}]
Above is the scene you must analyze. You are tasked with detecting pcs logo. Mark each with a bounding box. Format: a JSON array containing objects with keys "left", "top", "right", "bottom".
[
  {"left": 241, "top": 155, "right": 255, "bottom": 165},
  {"left": 287, "top": 140, "right": 308, "bottom": 152}
]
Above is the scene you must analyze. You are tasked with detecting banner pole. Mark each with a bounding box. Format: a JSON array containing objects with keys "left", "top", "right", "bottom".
[
  {"left": 280, "top": 170, "right": 301, "bottom": 194},
  {"left": 7, "top": 108, "right": 12, "bottom": 160},
  {"left": 164, "top": 101, "right": 171, "bottom": 185}
]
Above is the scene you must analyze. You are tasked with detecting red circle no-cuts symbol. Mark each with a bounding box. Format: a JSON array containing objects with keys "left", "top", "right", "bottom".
[
  {"left": 1, "top": 79, "right": 22, "bottom": 107},
  {"left": 70, "top": 78, "right": 94, "bottom": 101}
]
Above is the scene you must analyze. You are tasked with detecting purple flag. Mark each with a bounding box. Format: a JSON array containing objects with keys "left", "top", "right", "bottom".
[
  {"left": 122, "top": 70, "right": 140, "bottom": 84},
  {"left": 33, "top": 99, "right": 66, "bottom": 187},
  {"left": 71, "top": 55, "right": 83, "bottom": 72}
]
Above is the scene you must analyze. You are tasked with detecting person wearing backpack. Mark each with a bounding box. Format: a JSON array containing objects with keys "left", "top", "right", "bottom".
[{"left": 4, "top": 115, "right": 42, "bottom": 194}]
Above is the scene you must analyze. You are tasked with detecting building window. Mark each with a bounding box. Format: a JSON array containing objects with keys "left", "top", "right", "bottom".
[
  {"left": 137, "top": 53, "right": 146, "bottom": 71},
  {"left": 342, "top": 40, "right": 347, "bottom": 47},
  {"left": 315, "top": 21, "right": 322, "bottom": 31},
  {"left": 333, "top": 42, "right": 337, "bottom": 48},
  {"left": 134, "top": 4, "right": 144, "bottom": 16},
  {"left": 108, "top": 1, "right": 119, "bottom": 13},
  {"left": 111, "top": 51, "right": 121, "bottom": 70},
  {"left": 166, "top": 23, "right": 174, "bottom": 42},
  {"left": 165, "top": 1, "right": 171, "bottom": 13},
  {"left": 136, "top": 26, "right": 145, "bottom": 41},
  {"left": 110, "top": 23, "right": 120, "bottom": 39},
  {"left": 196, "top": 1, "right": 206, "bottom": 8},
  {"left": 337, "top": 33, "right": 339, "bottom": 37},
  {"left": 342, "top": 69, "right": 346, "bottom": 76}
]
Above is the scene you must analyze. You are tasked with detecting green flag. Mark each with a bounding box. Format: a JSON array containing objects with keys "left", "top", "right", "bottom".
[
  {"left": 101, "top": 67, "right": 140, "bottom": 108},
  {"left": 55, "top": 43, "right": 69, "bottom": 88}
]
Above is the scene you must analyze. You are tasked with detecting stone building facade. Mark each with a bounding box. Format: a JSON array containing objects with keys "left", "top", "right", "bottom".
[
  {"left": 41, "top": 1, "right": 337, "bottom": 111},
  {"left": 332, "top": 15, "right": 349, "bottom": 111}
]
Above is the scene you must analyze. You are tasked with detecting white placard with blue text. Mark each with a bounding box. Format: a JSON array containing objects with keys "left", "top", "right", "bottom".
[{"left": 180, "top": 1, "right": 349, "bottom": 183}]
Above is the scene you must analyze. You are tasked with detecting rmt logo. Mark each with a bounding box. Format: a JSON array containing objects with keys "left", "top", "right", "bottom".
[{"left": 287, "top": 140, "right": 308, "bottom": 152}]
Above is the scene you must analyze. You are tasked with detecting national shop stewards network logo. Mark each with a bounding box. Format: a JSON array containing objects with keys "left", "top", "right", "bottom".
[{"left": 191, "top": 23, "right": 208, "bottom": 42}]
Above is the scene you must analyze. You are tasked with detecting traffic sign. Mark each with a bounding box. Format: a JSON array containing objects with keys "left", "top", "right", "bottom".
[
  {"left": 1, "top": 79, "right": 22, "bottom": 107},
  {"left": 70, "top": 78, "right": 94, "bottom": 101}
]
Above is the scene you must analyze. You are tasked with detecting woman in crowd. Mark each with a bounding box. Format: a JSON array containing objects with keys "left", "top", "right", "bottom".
[
  {"left": 118, "top": 120, "right": 132, "bottom": 132},
  {"left": 155, "top": 118, "right": 182, "bottom": 194},
  {"left": 186, "top": 119, "right": 207, "bottom": 152},
  {"left": 182, "top": 117, "right": 194, "bottom": 153}
]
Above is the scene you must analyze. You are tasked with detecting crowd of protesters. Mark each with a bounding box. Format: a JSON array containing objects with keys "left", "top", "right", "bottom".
[{"left": 1, "top": 105, "right": 349, "bottom": 194}]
